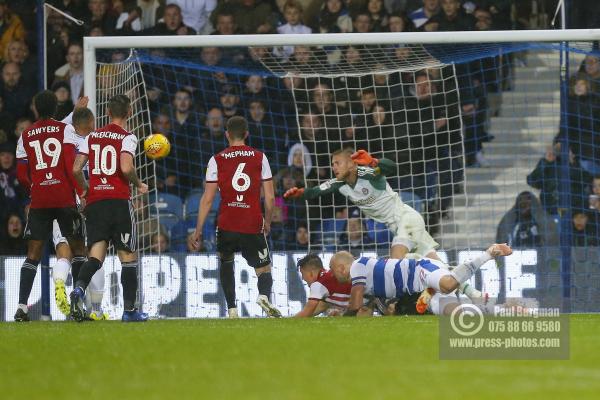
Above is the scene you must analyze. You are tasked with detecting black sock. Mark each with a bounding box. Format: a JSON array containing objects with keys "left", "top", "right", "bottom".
[
  {"left": 121, "top": 261, "right": 138, "bottom": 310},
  {"left": 18, "top": 258, "right": 39, "bottom": 305},
  {"left": 75, "top": 257, "right": 101, "bottom": 291},
  {"left": 220, "top": 258, "right": 236, "bottom": 309},
  {"left": 71, "top": 256, "right": 86, "bottom": 283},
  {"left": 257, "top": 272, "right": 273, "bottom": 299}
]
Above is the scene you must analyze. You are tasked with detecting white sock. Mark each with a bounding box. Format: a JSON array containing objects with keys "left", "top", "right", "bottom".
[
  {"left": 460, "top": 282, "right": 482, "bottom": 298},
  {"left": 18, "top": 304, "right": 28, "bottom": 313},
  {"left": 451, "top": 252, "right": 493, "bottom": 284},
  {"left": 88, "top": 268, "right": 105, "bottom": 311},
  {"left": 52, "top": 258, "right": 70, "bottom": 282}
]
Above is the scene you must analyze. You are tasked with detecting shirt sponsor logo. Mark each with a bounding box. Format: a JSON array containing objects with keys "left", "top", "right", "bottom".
[{"left": 352, "top": 195, "right": 377, "bottom": 206}]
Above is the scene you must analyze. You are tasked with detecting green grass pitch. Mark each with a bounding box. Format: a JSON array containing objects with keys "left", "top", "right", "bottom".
[{"left": 1, "top": 315, "right": 599, "bottom": 400}]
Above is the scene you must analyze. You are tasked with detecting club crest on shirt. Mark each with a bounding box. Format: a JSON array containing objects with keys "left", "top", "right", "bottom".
[{"left": 362, "top": 188, "right": 369, "bottom": 195}]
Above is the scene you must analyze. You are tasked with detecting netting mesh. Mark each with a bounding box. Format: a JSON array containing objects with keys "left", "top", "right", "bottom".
[{"left": 83, "top": 40, "right": 600, "bottom": 316}]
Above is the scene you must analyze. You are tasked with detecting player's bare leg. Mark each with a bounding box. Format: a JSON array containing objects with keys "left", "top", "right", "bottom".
[
  {"left": 14, "top": 240, "right": 45, "bottom": 321},
  {"left": 218, "top": 252, "right": 238, "bottom": 318},
  {"left": 53, "top": 242, "right": 73, "bottom": 316},
  {"left": 255, "top": 264, "right": 282, "bottom": 318}
]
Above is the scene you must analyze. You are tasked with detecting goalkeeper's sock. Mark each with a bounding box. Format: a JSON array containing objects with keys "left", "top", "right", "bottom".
[
  {"left": 75, "top": 257, "right": 102, "bottom": 291},
  {"left": 18, "top": 258, "right": 39, "bottom": 305},
  {"left": 220, "top": 258, "right": 236, "bottom": 309},
  {"left": 71, "top": 256, "right": 86, "bottom": 283},
  {"left": 121, "top": 261, "right": 138, "bottom": 310},
  {"left": 451, "top": 252, "right": 493, "bottom": 284},
  {"left": 257, "top": 272, "right": 273, "bottom": 299},
  {"left": 460, "top": 282, "right": 482, "bottom": 298}
]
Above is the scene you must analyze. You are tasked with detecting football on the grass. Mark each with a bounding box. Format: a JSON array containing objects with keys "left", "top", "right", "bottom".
[{"left": 144, "top": 133, "right": 171, "bottom": 160}]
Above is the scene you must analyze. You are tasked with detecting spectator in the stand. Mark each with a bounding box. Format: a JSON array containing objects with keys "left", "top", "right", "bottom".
[
  {"left": 54, "top": 42, "right": 83, "bottom": 104},
  {"left": 167, "top": 0, "right": 217, "bottom": 35},
  {"left": 202, "top": 107, "right": 225, "bottom": 143},
  {"left": 150, "top": 232, "right": 170, "bottom": 253},
  {"left": 247, "top": 100, "right": 280, "bottom": 164},
  {"left": 13, "top": 116, "right": 31, "bottom": 140},
  {"left": 3, "top": 40, "right": 35, "bottom": 82},
  {"left": 114, "top": 2, "right": 143, "bottom": 32},
  {"left": 338, "top": 208, "right": 374, "bottom": 256},
  {"left": 473, "top": 8, "right": 493, "bottom": 31},
  {"left": 571, "top": 212, "right": 597, "bottom": 246},
  {"left": 213, "top": 11, "right": 238, "bottom": 35},
  {"left": 0, "top": 62, "right": 34, "bottom": 119},
  {"left": 587, "top": 177, "right": 600, "bottom": 236},
  {"left": 52, "top": 80, "right": 73, "bottom": 121},
  {"left": 151, "top": 111, "right": 179, "bottom": 194},
  {"left": 496, "top": 191, "right": 559, "bottom": 247},
  {"left": 48, "top": 0, "right": 87, "bottom": 20},
  {"left": 243, "top": 75, "right": 268, "bottom": 105},
  {"left": 83, "top": 0, "right": 116, "bottom": 36},
  {"left": 171, "top": 88, "right": 201, "bottom": 193},
  {"left": 581, "top": 55, "right": 600, "bottom": 92},
  {"left": 527, "top": 141, "right": 591, "bottom": 215},
  {"left": 409, "top": 0, "right": 440, "bottom": 29},
  {"left": 0, "top": 142, "right": 25, "bottom": 219},
  {"left": 563, "top": 73, "right": 600, "bottom": 176},
  {"left": 0, "top": 1, "right": 25, "bottom": 62},
  {"left": 367, "top": 0, "right": 389, "bottom": 32},
  {"left": 138, "top": 0, "right": 161, "bottom": 30},
  {"left": 388, "top": 11, "right": 416, "bottom": 32},
  {"left": 211, "top": 0, "right": 277, "bottom": 34},
  {"left": 0, "top": 96, "right": 15, "bottom": 144},
  {"left": 315, "top": 0, "right": 352, "bottom": 33},
  {"left": 287, "top": 142, "right": 313, "bottom": 179},
  {"left": 428, "top": 0, "right": 475, "bottom": 31},
  {"left": 476, "top": 0, "right": 512, "bottom": 30},
  {"left": 275, "top": 1, "right": 312, "bottom": 61},
  {"left": 352, "top": 11, "right": 372, "bottom": 33},
  {"left": 289, "top": 222, "right": 309, "bottom": 250},
  {"left": 311, "top": 82, "right": 349, "bottom": 144},
  {"left": 0, "top": 212, "right": 26, "bottom": 255},
  {"left": 219, "top": 84, "right": 243, "bottom": 119},
  {"left": 269, "top": 201, "right": 289, "bottom": 249},
  {"left": 299, "top": 113, "right": 328, "bottom": 180},
  {"left": 143, "top": 3, "right": 196, "bottom": 35}
]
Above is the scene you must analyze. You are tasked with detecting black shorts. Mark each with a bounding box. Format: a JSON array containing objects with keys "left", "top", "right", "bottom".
[
  {"left": 24, "top": 207, "right": 83, "bottom": 242},
  {"left": 84, "top": 199, "right": 136, "bottom": 252},
  {"left": 216, "top": 230, "right": 271, "bottom": 268}
]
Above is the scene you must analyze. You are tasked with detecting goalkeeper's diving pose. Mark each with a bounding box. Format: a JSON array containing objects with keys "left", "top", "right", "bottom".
[
  {"left": 284, "top": 148, "right": 440, "bottom": 261},
  {"left": 330, "top": 243, "right": 513, "bottom": 316}
]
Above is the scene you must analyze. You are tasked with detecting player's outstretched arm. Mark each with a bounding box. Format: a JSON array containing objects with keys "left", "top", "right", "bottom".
[
  {"left": 344, "top": 285, "right": 365, "bottom": 316},
  {"left": 294, "top": 299, "right": 321, "bottom": 318},
  {"left": 262, "top": 179, "right": 275, "bottom": 236},
  {"left": 284, "top": 180, "right": 342, "bottom": 201},
  {"left": 191, "top": 181, "right": 218, "bottom": 251},
  {"left": 72, "top": 153, "right": 89, "bottom": 198},
  {"left": 120, "top": 153, "right": 148, "bottom": 194}
]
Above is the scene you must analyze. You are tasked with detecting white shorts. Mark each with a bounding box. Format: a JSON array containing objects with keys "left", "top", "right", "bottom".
[
  {"left": 388, "top": 204, "right": 439, "bottom": 256},
  {"left": 52, "top": 220, "right": 68, "bottom": 248}
]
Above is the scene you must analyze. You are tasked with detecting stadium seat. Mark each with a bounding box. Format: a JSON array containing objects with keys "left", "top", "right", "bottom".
[
  {"left": 184, "top": 191, "right": 202, "bottom": 219},
  {"left": 365, "top": 220, "right": 392, "bottom": 243},
  {"left": 151, "top": 193, "right": 183, "bottom": 231},
  {"left": 399, "top": 191, "right": 423, "bottom": 214}
]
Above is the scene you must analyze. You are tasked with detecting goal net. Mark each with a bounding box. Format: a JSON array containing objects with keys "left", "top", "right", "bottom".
[{"left": 78, "top": 32, "right": 600, "bottom": 317}]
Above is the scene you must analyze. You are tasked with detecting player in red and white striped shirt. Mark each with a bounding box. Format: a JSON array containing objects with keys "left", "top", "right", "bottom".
[{"left": 295, "top": 253, "right": 352, "bottom": 317}]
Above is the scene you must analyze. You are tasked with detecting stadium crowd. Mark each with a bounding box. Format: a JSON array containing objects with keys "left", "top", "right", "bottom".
[{"left": 0, "top": 0, "right": 591, "bottom": 255}]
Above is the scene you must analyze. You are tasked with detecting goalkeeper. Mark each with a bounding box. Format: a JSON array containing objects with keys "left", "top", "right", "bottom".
[{"left": 284, "top": 148, "right": 441, "bottom": 261}]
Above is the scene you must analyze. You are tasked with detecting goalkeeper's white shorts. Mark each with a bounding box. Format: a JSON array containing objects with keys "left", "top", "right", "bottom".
[
  {"left": 429, "top": 292, "right": 471, "bottom": 315},
  {"left": 388, "top": 203, "right": 439, "bottom": 256}
]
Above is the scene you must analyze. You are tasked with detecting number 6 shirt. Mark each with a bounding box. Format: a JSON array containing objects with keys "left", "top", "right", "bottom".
[
  {"left": 79, "top": 123, "right": 138, "bottom": 206},
  {"left": 205, "top": 145, "right": 272, "bottom": 234}
]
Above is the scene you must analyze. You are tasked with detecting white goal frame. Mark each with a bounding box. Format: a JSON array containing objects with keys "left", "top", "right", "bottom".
[{"left": 83, "top": 29, "right": 600, "bottom": 112}]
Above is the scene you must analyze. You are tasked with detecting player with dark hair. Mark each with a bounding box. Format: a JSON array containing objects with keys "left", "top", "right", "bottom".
[
  {"left": 191, "top": 116, "right": 280, "bottom": 318},
  {"left": 14, "top": 90, "right": 85, "bottom": 321},
  {"left": 295, "top": 253, "right": 351, "bottom": 317},
  {"left": 70, "top": 94, "right": 149, "bottom": 322}
]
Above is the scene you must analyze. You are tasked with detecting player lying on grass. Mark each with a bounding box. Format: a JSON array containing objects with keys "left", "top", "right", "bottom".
[
  {"left": 295, "top": 253, "right": 351, "bottom": 317},
  {"left": 284, "top": 148, "right": 483, "bottom": 302},
  {"left": 51, "top": 98, "right": 108, "bottom": 320},
  {"left": 329, "top": 243, "right": 512, "bottom": 316}
]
